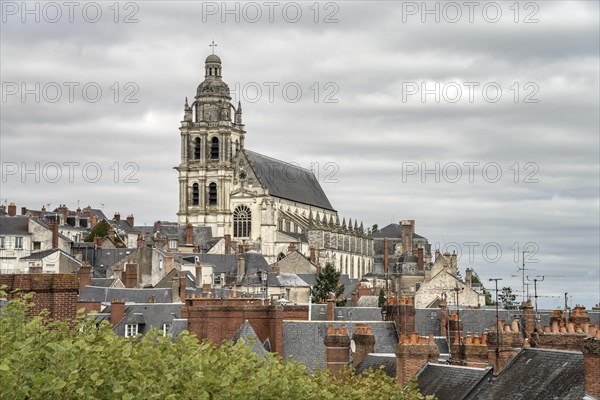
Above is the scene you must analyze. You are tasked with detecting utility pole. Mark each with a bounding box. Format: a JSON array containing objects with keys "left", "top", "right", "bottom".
[
  {"left": 564, "top": 292, "right": 569, "bottom": 326},
  {"left": 489, "top": 278, "right": 502, "bottom": 370},
  {"left": 453, "top": 285, "right": 464, "bottom": 345}
]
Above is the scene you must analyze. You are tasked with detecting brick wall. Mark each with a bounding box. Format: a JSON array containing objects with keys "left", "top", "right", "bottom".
[
  {"left": 1, "top": 273, "right": 79, "bottom": 321},
  {"left": 396, "top": 333, "right": 439, "bottom": 385},
  {"left": 182, "top": 298, "right": 284, "bottom": 354},
  {"left": 583, "top": 335, "right": 600, "bottom": 398}
]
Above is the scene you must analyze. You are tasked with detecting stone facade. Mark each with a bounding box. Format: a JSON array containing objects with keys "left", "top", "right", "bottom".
[{"left": 175, "top": 53, "right": 372, "bottom": 275}]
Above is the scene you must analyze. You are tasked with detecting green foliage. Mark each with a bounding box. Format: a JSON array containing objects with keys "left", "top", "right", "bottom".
[
  {"left": 378, "top": 288, "right": 386, "bottom": 308},
  {"left": 484, "top": 290, "right": 495, "bottom": 306},
  {"left": 312, "top": 262, "right": 345, "bottom": 305},
  {"left": 371, "top": 224, "right": 378, "bottom": 233},
  {"left": 0, "top": 288, "right": 430, "bottom": 400},
  {"left": 499, "top": 287, "right": 517, "bottom": 309},
  {"left": 84, "top": 219, "right": 125, "bottom": 247}
]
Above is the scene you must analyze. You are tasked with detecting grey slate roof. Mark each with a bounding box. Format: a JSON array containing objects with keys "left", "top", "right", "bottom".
[
  {"left": 232, "top": 320, "right": 269, "bottom": 357},
  {"left": 282, "top": 321, "right": 397, "bottom": 372},
  {"left": 244, "top": 149, "right": 335, "bottom": 211},
  {"left": 181, "top": 253, "right": 237, "bottom": 275},
  {"left": 371, "top": 223, "right": 425, "bottom": 239},
  {"left": 310, "top": 305, "right": 383, "bottom": 322},
  {"left": 297, "top": 273, "right": 357, "bottom": 298},
  {"left": 0, "top": 216, "right": 30, "bottom": 234},
  {"left": 109, "top": 303, "right": 182, "bottom": 337},
  {"left": 20, "top": 249, "right": 59, "bottom": 260},
  {"left": 356, "top": 353, "right": 397, "bottom": 377},
  {"left": 91, "top": 278, "right": 117, "bottom": 288},
  {"left": 79, "top": 286, "right": 175, "bottom": 303},
  {"left": 474, "top": 348, "right": 584, "bottom": 400},
  {"left": 416, "top": 363, "right": 493, "bottom": 400}
]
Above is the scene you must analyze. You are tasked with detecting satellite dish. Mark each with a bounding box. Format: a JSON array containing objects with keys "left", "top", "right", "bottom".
[{"left": 350, "top": 340, "right": 356, "bottom": 353}]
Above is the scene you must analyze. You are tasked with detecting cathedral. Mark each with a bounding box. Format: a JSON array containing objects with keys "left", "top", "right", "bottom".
[{"left": 176, "top": 52, "right": 373, "bottom": 277}]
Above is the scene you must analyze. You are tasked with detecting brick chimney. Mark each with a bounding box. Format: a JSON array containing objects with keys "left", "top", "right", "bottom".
[
  {"left": 521, "top": 300, "right": 535, "bottom": 339},
  {"left": 352, "top": 323, "right": 375, "bottom": 368},
  {"left": 124, "top": 263, "right": 138, "bottom": 288},
  {"left": 396, "top": 333, "right": 439, "bottom": 386},
  {"left": 287, "top": 242, "right": 296, "bottom": 254},
  {"left": 165, "top": 253, "right": 174, "bottom": 274},
  {"left": 383, "top": 238, "right": 389, "bottom": 273},
  {"left": 91, "top": 214, "right": 98, "bottom": 228},
  {"left": 583, "top": 333, "right": 600, "bottom": 398},
  {"left": 114, "top": 212, "right": 120, "bottom": 222},
  {"left": 179, "top": 274, "right": 187, "bottom": 302},
  {"left": 195, "top": 261, "right": 202, "bottom": 286},
  {"left": 186, "top": 223, "right": 193, "bottom": 245},
  {"left": 401, "top": 220, "right": 414, "bottom": 254},
  {"left": 451, "top": 333, "right": 489, "bottom": 368},
  {"left": 324, "top": 324, "right": 350, "bottom": 376},
  {"left": 448, "top": 313, "right": 463, "bottom": 345},
  {"left": 327, "top": 295, "right": 335, "bottom": 321},
  {"left": 7, "top": 202, "right": 16, "bottom": 217},
  {"left": 21, "top": 207, "right": 27, "bottom": 215},
  {"left": 82, "top": 208, "right": 90, "bottom": 218},
  {"left": 79, "top": 262, "right": 92, "bottom": 292},
  {"left": 155, "top": 220, "right": 161, "bottom": 232},
  {"left": 108, "top": 228, "right": 115, "bottom": 242},
  {"left": 440, "top": 298, "right": 447, "bottom": 337},
  {"left": 465, "top": 268, "right": 472, "bottom": 288},
  {"left": 50, "top": 220, "right": 59, "bottom": 249},
  {"left": 110, "top": 300, "right": 125, "bottom": 327},
  {"left": 382, "top": 295, "right": 416, "bottom": 335},
  {"left": 224, "top": 234, "right": 231, "bottom": 254},
  {"left": 487, "top": 320, "right": 525, "bottom": 374}
]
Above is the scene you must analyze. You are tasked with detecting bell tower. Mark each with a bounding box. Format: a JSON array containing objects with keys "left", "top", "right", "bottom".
[{"left": 176, "top": 50, "right": 246, "bottom": 237}]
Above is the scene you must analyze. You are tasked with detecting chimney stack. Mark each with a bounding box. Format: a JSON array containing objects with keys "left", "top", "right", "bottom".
[
  {"left": 126, "top": 214, "right": 134, "bottom": 227},
  {"left": 237, "top": 253, "right": 245, "bottom": 280},
  {"left": 114, "top": 212, "right": 120, "bottom": 222},
  {"left": 440, "top": 298, "right": 447, "bottom": 337},
  {"left": 401, "top": 220, "right": 414, "bottom": 254},
  {"left": 195, "top": 261, "right": 202, "bottom": 286},
  {"left": 50, "top": 220, "right": 59, "bottom": 249},
  {"left": 91, "top": 214, "right": 98, "bottom": 228},
  {"left": 583, "top": 334, "right": 600, "bottom": 398},
  {"left": 396, "top": 333, "right": 439, "bottom": 386},
  {"left": 124, "top": 263, "right": 138, "bottom": 288},
  {"left": 165, "top": 253, "right": 174, "bottom": 274},
  {"left": 309, "top": 246, "right": 316, "bottom": 264},
  {"left": 136, "top": 234, "right": 144, "bottom": 248},
  {"left": 324, "top": 325, "right": 350, "bottom": 376},
  {"left": 7, "top": 202, "right": 16, "bottom": 217},
  {"left": 327, "top": 295, "right": 336, "bottom": 321},
  {"left": 79, "top": 262, "right": 92, "bottom": 292},
  {"left": 108, "top": 228, "right": 115, "bottom": 242},
  {"left": 110, "top": 300, "right": 125, "bottom": 327},
  {"left": 416, "top": 247, "right": 424, "bottom": 271},
  {"left": 352, "top": 324, "right": 375, "bottom": 368},
  {"left": 287, "top": 243, "right": 296, "bottom": 254},
  {"left": 186, "top": 223, "right": 193, "bottom": 245},
  {"left": 521, "top": 300, "right": 535, "bottom": 339},
  {"left": 466, "top": 268, "right": 472, "bottom": 288},
  {"left": 179, "top": 274, "right": 187, "bottom": 302},
  {"left": 21, "top": 207, "right": 27, "bottom": 215},
  {"left": 383, "top": 238, "right": 389, "bottom": 273},
  {"left": 224, "top": 234, "right": 231, "bottom": 254},
  {"left": 155, "top": 220, "right": 161, "bottom": 232}
]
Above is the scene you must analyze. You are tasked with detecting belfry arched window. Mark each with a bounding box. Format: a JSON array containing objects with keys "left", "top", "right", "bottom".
[
  {"left": 192, "top": 183, "right": 199, "bottom": 206},
  {"left": 233, "top": 205, "right": 252, "bottom": 238},
  {"left": 210, "top": 137, "right": 219, "bottom": 160},
  {"left": 208, "top": 182, "right": 217, "bottom": 206},
  {"left": 194, "top": 137, "right": 201, "bottom": 160}
]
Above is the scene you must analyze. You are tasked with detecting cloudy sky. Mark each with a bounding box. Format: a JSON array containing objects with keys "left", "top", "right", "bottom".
[{"left": 1, "top": 1, "right": 598, "bottom": 308}]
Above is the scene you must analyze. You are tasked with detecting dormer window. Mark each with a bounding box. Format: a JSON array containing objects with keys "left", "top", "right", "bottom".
[{"left": 125, "top": 324, "right": 138, "bottom": 338}]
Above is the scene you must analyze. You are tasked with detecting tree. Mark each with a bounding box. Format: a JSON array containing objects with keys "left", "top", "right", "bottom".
[
  {"left": 499, "top": 287, "right": 517, "bottom": 309},
  {"left": 0, "top": 287, "right": 432, "bottom": 400},
  {"left": 311, "top": 262, "right": 345, "bottom": 305},
  {"left": 371, "top": 224, "right": 379, "bottom": 233},
  {"left": 84, "top": 219, "right": 125, "bottom": 247},
  {"left": 378, "top": 288, "right": 386, "bottom": 307}
]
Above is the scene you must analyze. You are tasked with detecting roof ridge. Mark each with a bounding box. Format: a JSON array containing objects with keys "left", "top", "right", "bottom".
[{"left": 244, "top": 149, "right": 316, "bottom": 174}]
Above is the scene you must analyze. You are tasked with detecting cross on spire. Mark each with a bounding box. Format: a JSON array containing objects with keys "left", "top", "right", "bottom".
[{"left": 209, "top": 40, "right": 217, "bottom": 54}]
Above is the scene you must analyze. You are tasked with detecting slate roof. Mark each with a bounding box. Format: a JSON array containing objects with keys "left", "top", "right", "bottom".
[
  {"left": 282, "top": 321, "right": 397, "bottom": 372},
  {"left": 154, "top": 222, "right": 213, "bottom": 249},
  {"left": 20, "top": 249, "right": 59, "bottom": 260},
  {"left": 109, "top": 303, "right": 182, "bottom": 337},
  {"left": 356, "top": 353, "right": 397, "bottom": 377},
  {"left": 181, "top": 253, "right": 237, "bottom": 275},
  {"left": 371, "top": 223, "right": 425, "bottom": 239},
  {"left": 0, "top": 216, "right": 31, "bottom": 234},
  {"left": 473, "top": 348, "right": 584, "bottom": 400},
  {"left": 244, "top": 149, "right": 335, "bottom": 211},
  {"left": 297, "top": 273, "right": 357, "bottom": 298},
  {"left": 79, "top": 286, "right": 175, "bottom": 303},
  {"left": 416, "top": 363, "right": 493, "bottom": 400},
  {"left": 310, "top": 305, "right": 383, "bottom": 322},
  {"left": 232, "top": 320, "right": 269, "bottom": 357},
  {"left": 91, "top": 278, "right": 117, "bottom": 288}
]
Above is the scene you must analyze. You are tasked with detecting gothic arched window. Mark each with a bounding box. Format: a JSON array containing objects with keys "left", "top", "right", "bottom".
[
  {"left": 192, "top": 183, "right": 199, "bottom": 206},
  {"left": 210, "top": 137, "right": 219, "bottom": 160},
  {"left": 194, "top": 137, "right": 201, "bottom": 160},
  {"left": 233, "top": 205, "right": 252, "bottom": 238},
  {"left": 208, "top": 182, "right": 217, "bottom": 206}
]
